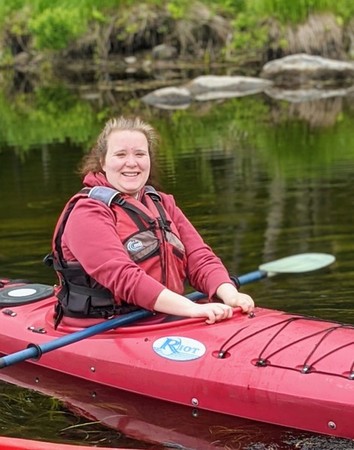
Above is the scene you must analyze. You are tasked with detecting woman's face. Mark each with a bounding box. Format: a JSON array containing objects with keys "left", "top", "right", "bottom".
[{"left": 102, "top": 130, "right": 151, "bottom": 196}]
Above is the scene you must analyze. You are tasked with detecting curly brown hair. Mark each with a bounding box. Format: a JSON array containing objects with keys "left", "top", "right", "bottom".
[{"left": 79, "top": 116, "right": 160, "bottom": 183}]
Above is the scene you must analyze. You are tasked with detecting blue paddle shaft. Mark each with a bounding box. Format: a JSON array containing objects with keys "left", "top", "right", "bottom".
[
  {"left": 187, "top": 270, "right": 267, "bottom": 302},
  {"left": 0, "top": 269, "right": 267, "bottom": 369},
  {"left": 0, "top": 309, "right": 151, "bottom": 368},
  {"left": 239, "top": 270, "right": 268, "bottom": 285}
]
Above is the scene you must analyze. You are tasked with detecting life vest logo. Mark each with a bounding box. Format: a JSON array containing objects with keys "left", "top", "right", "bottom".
[
  {"left": 153, "top": 336, "right": 206, "bottom": 361},
  {"left": 126, "top": 239, "right": 144, "bottom": 252}
]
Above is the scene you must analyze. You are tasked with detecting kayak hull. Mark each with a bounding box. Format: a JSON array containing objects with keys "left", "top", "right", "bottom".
[{"left": 0, "top": 282, "right": 353, "bottom": 440}]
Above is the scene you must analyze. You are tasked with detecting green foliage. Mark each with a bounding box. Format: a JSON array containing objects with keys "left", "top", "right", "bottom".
[
  {"left": 0, "top": 1, "right": 30, "bottom": 37},
  {"left": 166, "top": 0, "right": 191, "bottom": 19},
  {"left": 0, "top": 0, "right": 27, "bottom": 24},
  {"left": 91, "top": 8, "right": 107, "bottom": 24},
  {"left": 223, "top": 0, "right": 354, "bottom": 55},
  {"left": 0, "top": 0, "right": 353, "bottom": 57},
  {"left": 247, "top": 0, "right": 354, "bottom": 23},
  {"left": 229, "top": 13, "right": 269, "bottom": 53},
  {"left": 0, "top": 48, "right": 14, "bottom": 66},
  {"left": 28, "top": 7, "right": 87, "bottom": 50},
  {"left": 166, "top": 0, "right": 246, "bottom": 19}
]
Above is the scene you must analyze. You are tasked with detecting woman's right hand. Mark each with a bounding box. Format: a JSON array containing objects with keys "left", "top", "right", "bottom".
[{"left": 189, "top": 302, "right": 233, "bottom": 324}]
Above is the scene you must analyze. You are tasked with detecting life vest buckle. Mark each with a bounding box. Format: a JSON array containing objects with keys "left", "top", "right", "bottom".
[
  {"left": 157, "top": 217, "right": 171, "bottom": 231},
  {"left": 116, "top": 197, "right": 126, "bottom": 206}
]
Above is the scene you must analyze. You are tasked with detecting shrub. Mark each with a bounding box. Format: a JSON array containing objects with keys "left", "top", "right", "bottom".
[{"left": 28, "top": 7, "right": 87, "bottom": 50}]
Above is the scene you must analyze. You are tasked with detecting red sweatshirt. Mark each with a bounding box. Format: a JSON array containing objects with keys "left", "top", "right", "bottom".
[{"left": 60, "top": 172, "right": 232, "bottom": 311}]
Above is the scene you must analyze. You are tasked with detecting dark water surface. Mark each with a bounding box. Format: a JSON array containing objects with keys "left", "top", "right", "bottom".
[{"left": 0, "top": 89, "right": 354, "bottom": 448}]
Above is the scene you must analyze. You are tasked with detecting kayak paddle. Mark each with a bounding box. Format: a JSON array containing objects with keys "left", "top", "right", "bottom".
[
  {"left": 188, "top": 252, "right": 335, "bottom": 301},
  {"left": 0, "top": 252, "right": 335, "bottom": 369}
]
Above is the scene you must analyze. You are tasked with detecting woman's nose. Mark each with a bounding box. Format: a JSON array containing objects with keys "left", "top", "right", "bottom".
[{"left": 125, "top": 155, "right": 137, "bottom": 166}]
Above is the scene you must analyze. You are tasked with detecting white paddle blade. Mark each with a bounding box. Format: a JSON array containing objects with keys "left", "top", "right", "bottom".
[{"left": 259, "top": 253, "right": 335, "bottom": 274}]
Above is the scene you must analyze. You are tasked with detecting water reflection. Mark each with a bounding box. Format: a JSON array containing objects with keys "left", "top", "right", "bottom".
[{"left": 0, "top": 378, "right": 153, "bottom": 449}]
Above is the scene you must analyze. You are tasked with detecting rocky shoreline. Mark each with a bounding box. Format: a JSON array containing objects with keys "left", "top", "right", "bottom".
[{"left": 141, "top": 54, "right": 354, "bottom": 110}]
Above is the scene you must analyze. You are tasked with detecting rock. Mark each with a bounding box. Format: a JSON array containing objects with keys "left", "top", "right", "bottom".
[
  {"left": 124, "top": 56, "right": 137, "bottom": 64},
  {"left": 261, "top": 53, "right": 354, "bottom": 87},
  {"left": 13, "top": 52, "right": 32, "bottom": 68},
  {"left": 185, "top": 75, "right": 273, "bottom": 101},
  {"left": 140, "top": 75, "right": 274, "bottom": 108},
  {"left": 152, "top": 44, "right": 178, "bottom": 61},
  {"left": 141, "top": 86, "right": 192, "bottom": 110}
]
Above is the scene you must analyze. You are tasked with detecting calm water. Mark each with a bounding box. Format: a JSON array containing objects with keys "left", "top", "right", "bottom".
[{"left": 0, "top": 84, "right": 354, "bottom": 448}]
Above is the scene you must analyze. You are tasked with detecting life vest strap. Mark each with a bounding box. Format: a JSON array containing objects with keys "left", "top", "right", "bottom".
[
  {"left": 64, "top": 280, "right": 113, "bottom": 298},
  {"left": 87, "top": 186, "right": 121, "bottom": 206}
]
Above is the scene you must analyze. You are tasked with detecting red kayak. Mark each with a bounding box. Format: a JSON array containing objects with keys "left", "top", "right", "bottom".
[
  {"left": 0, "top": 436, "right": 132, "bottom": 450},
  {"left": 0, "top": 254, "right": 353, "bottom": 440}
]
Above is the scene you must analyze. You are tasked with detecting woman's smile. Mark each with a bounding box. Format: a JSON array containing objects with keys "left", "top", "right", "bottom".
[{"left": 102, "top": 130, "right": 151, "bottom": 195}]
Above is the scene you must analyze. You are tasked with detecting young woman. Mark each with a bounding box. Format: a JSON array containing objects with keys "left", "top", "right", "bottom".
[{"left": 51, "top": 116, "right": 254, "bottom": 327}]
